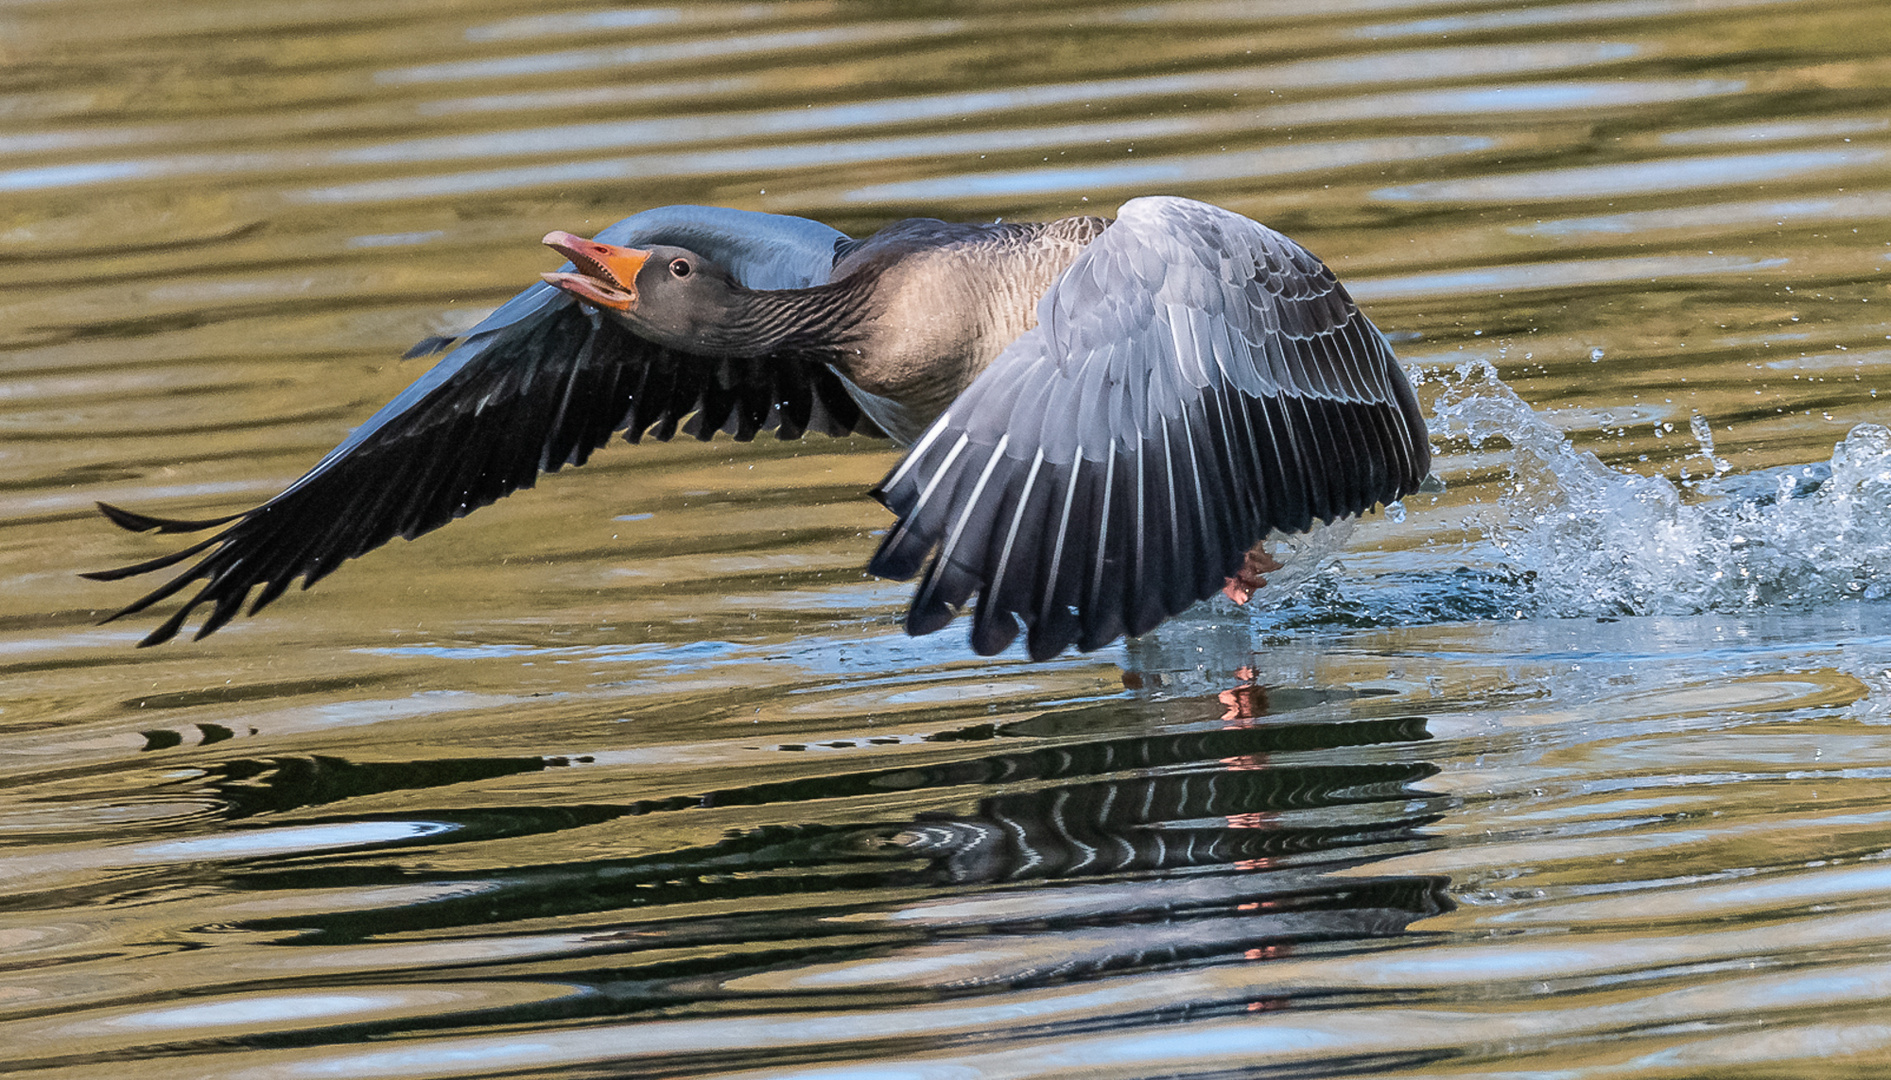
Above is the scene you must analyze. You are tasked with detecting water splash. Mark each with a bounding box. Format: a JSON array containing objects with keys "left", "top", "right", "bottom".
[
  {"left": 1688, "top": 412, "right": 1732, "bottom": 477},
  {"left": 1432, "top": 361, "right": 1891, "bottom": 617},
  {"left": 1253, "top": 516, "right": 1356, "bottom": 600},
  {"left": 1224, "top": 362, "right": 1887, "bottom": 633}
]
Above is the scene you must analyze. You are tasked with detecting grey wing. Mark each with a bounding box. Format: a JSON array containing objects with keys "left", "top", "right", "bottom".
[
  {"left": 87, "top": 208, "right": 880, "bottom": 646},
  {"left": 868, "top": 196, "right": 1429, "bottom": 661}
]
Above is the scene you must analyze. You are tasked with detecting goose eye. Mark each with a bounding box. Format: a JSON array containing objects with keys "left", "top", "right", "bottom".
[{"left": 669, "top": 258, "right": 692, "bottom": 279}]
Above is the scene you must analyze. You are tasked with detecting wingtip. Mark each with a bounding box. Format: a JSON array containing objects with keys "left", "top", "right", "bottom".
[
  {"left": 137, "top": 624, "right": 180, "bottom": 648},
  {"left": 904, "top": 595, "right": 959, "bottom": 638},
  {"left": 1026, "top": 608, "right": 1080, "bottom": 661},
  {"left": 79, "top": 532, "right": 225, "bottom": 583},
  {"left": 968, "top": 605, "right": 1022, "bottom": 657},
  {"left": 1025, "top": 633, "right": 1068, "bottom": 663},
  {"left": 96, "top": 501, "right": 243, "bottom": 535},
  {"left": 403, "top": 335, "right": 459, "bottom": 360},
  {"left": 866, "top": 546, "right": 923, "bottom": 583},
  {"left": 96, "top": 501, "right": 162, "bottom": 533}
]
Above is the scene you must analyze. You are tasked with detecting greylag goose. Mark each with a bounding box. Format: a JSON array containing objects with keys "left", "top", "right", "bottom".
[{"left": 86, "top": 197, "right": 1429, "bottom": 659}]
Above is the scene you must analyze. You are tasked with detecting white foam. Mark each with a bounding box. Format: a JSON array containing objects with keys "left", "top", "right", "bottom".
[{"left": 1431, "top": 361, "right": 1891, "bottom": 617}]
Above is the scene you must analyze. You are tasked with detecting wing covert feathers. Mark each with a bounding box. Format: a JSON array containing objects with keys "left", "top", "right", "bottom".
[{"left": 869, "top": 196, "right": 1429, "bottom": 660}]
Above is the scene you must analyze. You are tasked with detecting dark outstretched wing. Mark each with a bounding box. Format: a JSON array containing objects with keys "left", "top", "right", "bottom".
[
  {"left": 869, "top": 196, "right": 1429, "bottom": 661},
  {"left": 87, "top": 292, "right": 881, "bottom": 646}
]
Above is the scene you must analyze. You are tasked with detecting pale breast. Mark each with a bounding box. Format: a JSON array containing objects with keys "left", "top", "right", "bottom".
[{"left": 828, "top": 216, "right": 1109, "bottom": 445}]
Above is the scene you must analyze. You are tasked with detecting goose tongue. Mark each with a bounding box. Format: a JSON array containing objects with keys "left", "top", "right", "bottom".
[{"left": 540, "top": 231, "right": 650, "bottom": 312}]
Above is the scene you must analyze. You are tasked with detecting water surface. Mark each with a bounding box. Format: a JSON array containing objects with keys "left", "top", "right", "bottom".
[{"left": 3, "top": 0, "right": 1890, "bottom": 1076}]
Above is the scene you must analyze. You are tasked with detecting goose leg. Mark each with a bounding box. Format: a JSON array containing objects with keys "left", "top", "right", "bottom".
[{"left": 1220, "top": 543, "right": 1282, "bottom": 605}]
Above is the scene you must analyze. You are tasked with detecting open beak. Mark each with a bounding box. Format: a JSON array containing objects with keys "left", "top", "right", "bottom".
[{"left": 540, "top": 231, "right": 651, "bottom": 312}]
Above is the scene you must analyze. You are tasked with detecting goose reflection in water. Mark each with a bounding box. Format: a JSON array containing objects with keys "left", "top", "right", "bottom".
[
  {"left": 205, "top": 672, "right": 1449, "bottom": 994},
  {"left": 874, "top": 674, "right": 1449, "bottom": 986}
]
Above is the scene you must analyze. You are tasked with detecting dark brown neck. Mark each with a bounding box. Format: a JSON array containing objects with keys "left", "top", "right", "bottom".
[{"left": 703, "top": 276, "right": 875, "bottom": 361}]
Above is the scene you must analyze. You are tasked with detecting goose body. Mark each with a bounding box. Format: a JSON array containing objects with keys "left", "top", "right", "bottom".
[{"left": 88, "top": 196, "right": 1429, "bottom": 659}]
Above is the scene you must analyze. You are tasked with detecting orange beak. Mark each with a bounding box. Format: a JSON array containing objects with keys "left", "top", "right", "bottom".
[{"left": 540, "top": 231, "right": 651, "bottom": 312}]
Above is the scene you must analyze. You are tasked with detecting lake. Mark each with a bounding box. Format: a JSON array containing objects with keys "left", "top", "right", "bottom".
[{"left": 3, "top": 0, "right": 1890, "bottom": 1076}]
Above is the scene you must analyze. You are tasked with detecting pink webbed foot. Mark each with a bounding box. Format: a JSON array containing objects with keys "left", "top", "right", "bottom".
[{"left": 1221, "top": 544, "right": 1283, "bottom": 605}]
